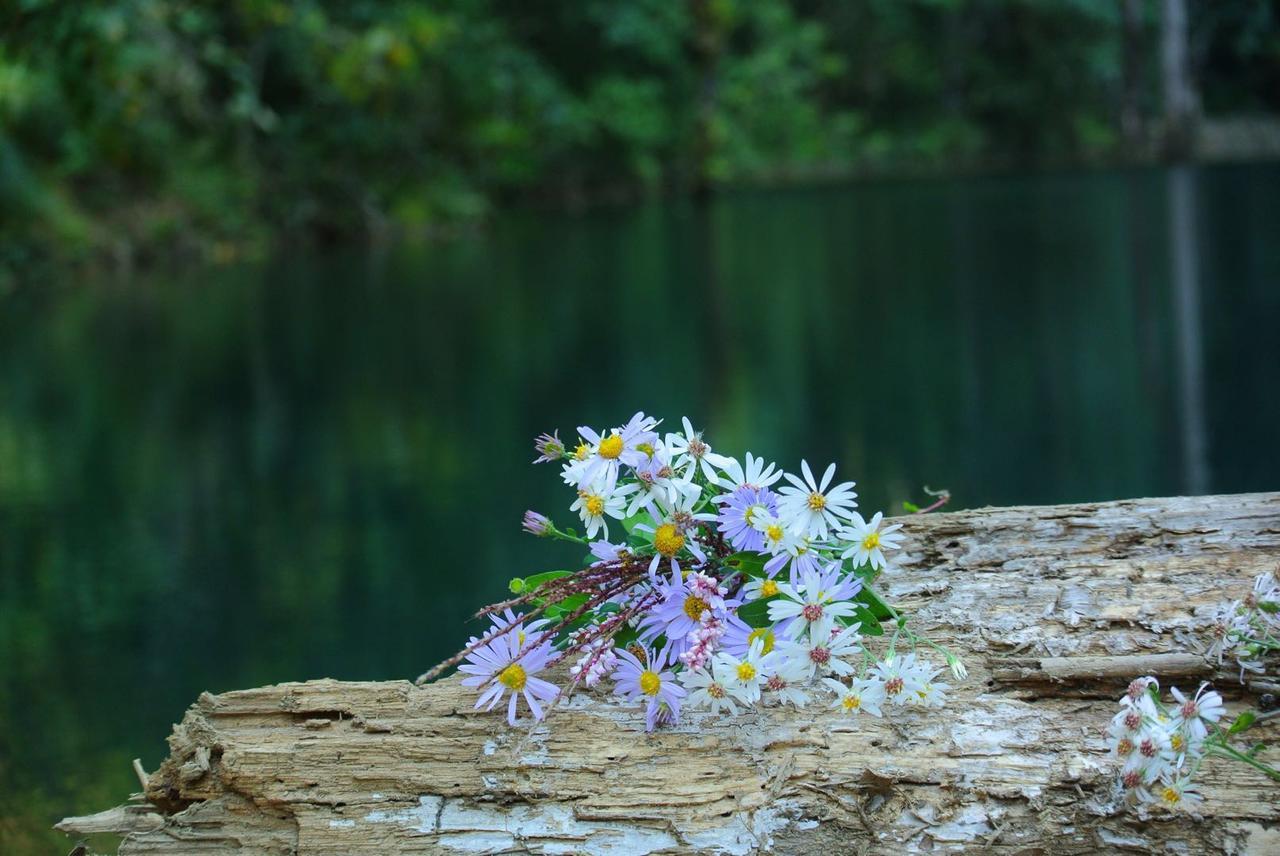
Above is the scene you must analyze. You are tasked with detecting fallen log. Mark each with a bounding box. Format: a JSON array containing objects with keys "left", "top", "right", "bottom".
[{"left": 59, "top": 492, "right": 1280, "bottom": 854}]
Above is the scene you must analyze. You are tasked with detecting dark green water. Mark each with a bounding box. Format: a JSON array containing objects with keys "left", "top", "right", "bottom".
[{"left": 2, "top": 163, "right": 1279, "bottom": 850}]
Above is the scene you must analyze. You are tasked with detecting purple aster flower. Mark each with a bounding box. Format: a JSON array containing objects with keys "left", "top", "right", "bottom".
[
  {"left": 458, "top": 613, "right": 559, "bottom": 724},
  {"left": 715, "top": 485, "right": 779, "bottom": 553},
  {"left": 639, "top": 567, "right": 738, "bottom": 658},
  {"left": 588, "top": 539, "right": 630, "bottom": 564},
  {"left": 611, "top": 646, "right": 687, "bottom": 731},
  {"left": 721, "top": 613, "right": 788, "bottom": 658}
]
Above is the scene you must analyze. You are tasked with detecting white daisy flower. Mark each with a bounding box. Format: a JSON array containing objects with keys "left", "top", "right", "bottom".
[
  {"left": 902, "top": 657, "right": 950, "bottom": 708},
  {"left": 1139, "top": 772, "right": 1204, "bottom": 813},
  {"left": 681, "top": 665, "right": 747, "bottom": 716},
  {"left": 575, "top": 412, "right": 659, "bottom": 489},
  {"left": 570, "top": 480, "right": 637, "bottom": 539},
  {"left": 711, "top": 451, "right": 784, "bottom": 491},
  {"left": 742, "top": 576, "right": 782, "bottom": 601},
  {"left": 753, "top": 510, "right": 797, "bottom": 557},
  {"left": 1170, "top": 683, "right": 1225, "bottom": 742},
  {"left": 870, "top": 654, "right": 925, "bottom": 706},
  {"left": 778, "top": 622, "right": 862, "bottom": 679},
  {"left": 666, "top": 417, "right": 732, "bottom": 480},
  {"left": 713, "top": 639, "right": 776, "bottom": 704},
  {"left": 838, "top": 511, "right": 905, "bottom": 571},
  {"left": 777, "top": 460, "right": 858, "bottom": 538},
  {"left": 823, "top": 676, "right": 886, "bottom": 717},
  {"left": 762, "top": 657, "right": 811, "bottom": 708}
]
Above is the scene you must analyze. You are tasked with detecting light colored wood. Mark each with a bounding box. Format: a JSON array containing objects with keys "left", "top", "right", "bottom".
[{"left": 59, "top": 493, "right": 1280, "bottom": 854}]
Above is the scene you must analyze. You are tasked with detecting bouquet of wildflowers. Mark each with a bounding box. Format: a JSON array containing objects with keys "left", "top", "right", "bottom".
[
  {"left": 1109, "top": 572, "right": 1280, "bottom": 812},
  {"left": 420, "top": 412, "right": 963, "bottom": 732}
]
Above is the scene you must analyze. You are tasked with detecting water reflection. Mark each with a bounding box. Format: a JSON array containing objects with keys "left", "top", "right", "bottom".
[{"left": 1, "top": 163, "right": 1279, "bottom": 851}]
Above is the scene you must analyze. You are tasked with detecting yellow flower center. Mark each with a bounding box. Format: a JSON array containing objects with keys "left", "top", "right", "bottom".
[
  {"left": 636, "top": 442, "right": 655, "bottom": 458},
  {"left": 765, "top": 523, "right": 784, "bottom": 544},
  {"left": 1162, "top": 786, "right": 1180, "bottom": 805},
  {"left": 743, "top": 505, "right": 758, "bottom": 525},
  {"left": 639, "top": 670, "right": 661, "bottom": 696},
  {"left": 759, "top": 579, "right": 779, "bottom": 598},
  {"left": 1170, "top": 733, "right": 1185, "bottom": 752},
  {"left": 862, "top": 532, "right": 881, "bottom": 551},
  {"left": 574, "top": 442, "right": 590, "bottom": 461},
  {"left": 598, "top": 434, "right": 624, "bottom": 459},
  {"left": 807, "top": 492, "right": 826, "bottom": 511},
  {"left": 842, "top": 694, "right": 860, "bottom": 711},
  {"left": 584, "top": 494, "right": 606, "bottom": 517},
  {"left": 498, "top": 663, "right": 527, "bottom": 691},
  {"left": 736, "top": 662, "right": 757, "bottom": 682},
  {"left": 655, "top": 523, "right": 685, "bottom": 557},
  {"left": 747, "top": 627, "right": 775, "bottom": 654},
  {"left": 683, "top": 594, "right": 710, "bottom": 621}
]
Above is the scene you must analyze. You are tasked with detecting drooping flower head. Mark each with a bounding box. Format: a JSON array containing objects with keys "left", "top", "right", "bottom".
[{"left": 532, "top": 430, "right": 566, "bottom": 463}]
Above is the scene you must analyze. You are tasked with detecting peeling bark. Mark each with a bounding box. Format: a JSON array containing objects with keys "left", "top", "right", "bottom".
[{"left": 59, "top": 493, "right": 1280, "bottom": 854}]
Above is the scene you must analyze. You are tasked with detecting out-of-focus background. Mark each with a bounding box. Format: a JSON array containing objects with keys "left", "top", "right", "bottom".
[{"left": 2, "top": 2, "right": 1279, "bottom": 851}]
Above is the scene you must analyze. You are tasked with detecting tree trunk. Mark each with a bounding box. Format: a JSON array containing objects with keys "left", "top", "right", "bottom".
[
  {"left": 59, "top": 493, "right": 1280, "bottom": 854},
  {"left": 1161, "top": 0, "right": 1198, "bottom": 158}
]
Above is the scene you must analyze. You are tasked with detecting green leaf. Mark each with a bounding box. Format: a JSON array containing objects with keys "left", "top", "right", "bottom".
[
  {"left": 1229, "top": 711, "right": 1258, "bottom": 734},
  {"left": 1258, "top": 600, "right": 1279, "bottom": 615},
  {"left": 736, "top": 596, "right": 778, "bottom": 628},
  {"left": 902, "top": 501, "right": 920, "bottom": 513},
  {"left": 855, "top": 586, "right": 894, "bottom": 621},
  {"left": 842, "top": 605, "right": 884, "bottom": 635},
  {"left": 621, "top": 512, "right": 651, "bottom": 535},
  {"left": 544, "top": 593, "right": 588, "bottom": 620},
  {"left": 524, "top": 570, "right": 572, "bottom": 590},
  {"left": 722, "top": 551, "right": 768, "bottom": 578}
]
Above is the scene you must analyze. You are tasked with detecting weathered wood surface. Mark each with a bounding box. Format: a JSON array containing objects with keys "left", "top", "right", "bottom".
[{"left": 60, "top": 492, "right": 1280, "bottom": 854}]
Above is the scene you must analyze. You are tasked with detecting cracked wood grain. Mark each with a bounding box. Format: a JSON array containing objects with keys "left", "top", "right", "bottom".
[{"left": 58, "top": 492, "right": 1280, "bottom": 854}]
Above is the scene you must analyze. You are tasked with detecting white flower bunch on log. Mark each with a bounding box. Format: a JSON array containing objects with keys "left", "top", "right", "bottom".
[{"left": 1113, "top": 571, "right": 1280, "bottom": 812}]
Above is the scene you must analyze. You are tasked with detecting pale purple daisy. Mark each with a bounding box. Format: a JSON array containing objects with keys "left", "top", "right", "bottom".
[
  {"left": 767, "top": 562, "right": 861, "bottom": 640},
  {"left": 639, "top": 567, "right": 736, "bottom": 657},
  {"left": 720, "top": 614, "right": 784, "bottom": 658},
  {"left": 777, "top": 460, "right": 858, "bottom": 538},
  {"left": 459, "top": 614, "right": 560, "bottom": 725},
  {"left": 611, "top": 646, "right": 687, "bottom": 731},
  {"left": 715, "top": 485, "right": 778, "bottom": 553}
]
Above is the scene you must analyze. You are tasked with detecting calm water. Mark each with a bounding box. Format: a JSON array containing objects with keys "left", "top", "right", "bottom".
[{"left": 2, "top": 163, "right": 1279, "bottom": 850}]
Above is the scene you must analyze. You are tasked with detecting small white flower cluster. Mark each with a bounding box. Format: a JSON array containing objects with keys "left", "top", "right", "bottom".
[
  {"left": 1205, "top": 571, "right": 1280, "bottom": 679},
  {"left": 682, "top": 639, "right": 952, "bottom": 718},
  {"left": 1108, "top": 677, "right": 1226, "bottom": 812}
]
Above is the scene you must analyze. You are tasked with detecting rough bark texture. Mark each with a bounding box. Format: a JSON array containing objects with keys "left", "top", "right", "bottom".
[{"left": 60, "top": 493, "right": 1280, "bottom": 854}]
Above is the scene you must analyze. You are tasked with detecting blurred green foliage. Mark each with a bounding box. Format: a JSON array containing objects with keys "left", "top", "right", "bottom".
[{"left": 1, "top": 0, "right": 1277, "bottom": 273}]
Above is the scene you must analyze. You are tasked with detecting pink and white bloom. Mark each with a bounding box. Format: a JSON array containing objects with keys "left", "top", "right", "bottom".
[{"left": 767, "top": 563, "right": 861, "bottom": 640}]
